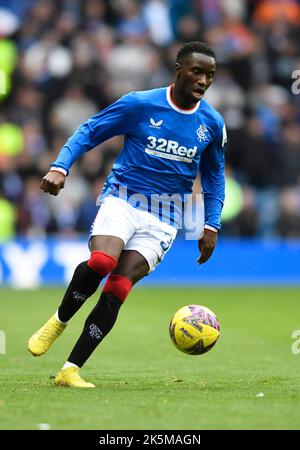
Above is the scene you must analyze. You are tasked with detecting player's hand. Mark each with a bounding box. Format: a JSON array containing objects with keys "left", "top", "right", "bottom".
[
  {"left": 40, "top": 171, "right": 65, "bottom": 196},
  {"left": 197, "top": 228, "right": 218, "bottom": 265}
]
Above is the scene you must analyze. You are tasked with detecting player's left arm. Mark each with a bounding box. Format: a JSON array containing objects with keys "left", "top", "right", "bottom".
[{"left": 198, "top": 119, "right": 227, "bottom": 265}]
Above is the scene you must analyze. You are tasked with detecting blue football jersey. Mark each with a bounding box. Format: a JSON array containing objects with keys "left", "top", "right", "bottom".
[{"left": 51, "top": 86, "right": 226, "bottom": 230}]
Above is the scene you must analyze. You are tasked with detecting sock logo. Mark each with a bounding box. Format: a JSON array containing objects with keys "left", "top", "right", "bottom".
[
  {"left": 73, "top": 291, "right": 87, "bottom": 303},
  {"left": 89, "top": 324, "right": 103, "bottom": 340}
]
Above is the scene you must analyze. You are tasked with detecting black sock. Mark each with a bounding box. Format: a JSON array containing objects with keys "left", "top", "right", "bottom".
[
  {"left": 58, "top": 261, "right": 102, "bottom": 322},
  {"left": 67, "top": 293, "right": 123, "bottom": 367}
]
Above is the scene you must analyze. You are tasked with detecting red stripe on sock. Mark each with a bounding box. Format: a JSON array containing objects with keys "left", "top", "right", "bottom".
[
  {"left": 102, "top": 274, "right": 132, "bottom": 302},
  {"left": 87, "top": 251, "right": 117, "bottom": 276}
]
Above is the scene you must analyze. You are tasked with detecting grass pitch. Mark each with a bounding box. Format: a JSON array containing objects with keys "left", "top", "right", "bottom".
[{"left": 0, "top": 286, "right": 300, "bottom": 430}]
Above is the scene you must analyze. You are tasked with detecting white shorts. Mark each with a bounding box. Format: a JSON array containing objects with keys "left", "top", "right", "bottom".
[{"left": 89, "top": 196, "right": 177, "bottom": 272}]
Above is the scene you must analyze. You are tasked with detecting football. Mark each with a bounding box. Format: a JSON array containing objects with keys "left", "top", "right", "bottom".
[{"left": 169, "top": 304, "right": 220, "bottom": 355}]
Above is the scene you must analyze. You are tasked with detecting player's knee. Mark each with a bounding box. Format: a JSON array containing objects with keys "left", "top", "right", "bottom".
[
  {"left": 112, "top": 256, "right": 149, "bottom": 286},
  {"left": 128, "top": 266, "right": 149, "bottom": 285},
  {"left": 102, "top": 274, "right": 132, "bottom": 302},
  {"left": 87, "top": 251, "right": 117, "bottom": 277}
]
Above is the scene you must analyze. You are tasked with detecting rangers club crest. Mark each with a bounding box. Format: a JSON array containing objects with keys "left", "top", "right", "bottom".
[{"left": 196, "top": 125, "right": 208, "bottom": 142}]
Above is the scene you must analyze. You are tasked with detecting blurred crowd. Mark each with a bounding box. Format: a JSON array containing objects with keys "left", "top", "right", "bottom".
[{"left": 0, "top": 0, "right": 300, "bottom": 241}]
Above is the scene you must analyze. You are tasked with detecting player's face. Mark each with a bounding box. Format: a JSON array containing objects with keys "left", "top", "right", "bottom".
[{"left": 175, "top": 52, "right": 216, "bottom": 105}]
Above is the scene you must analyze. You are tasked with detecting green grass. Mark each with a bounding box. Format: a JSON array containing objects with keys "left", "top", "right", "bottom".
[{"left": 0, "top": 286, "right": 300, "bottom": 430}]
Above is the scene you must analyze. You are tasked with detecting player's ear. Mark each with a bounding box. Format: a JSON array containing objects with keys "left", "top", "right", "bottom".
[{"left": 175, "top": 62, "right": 181, "bottom": 76}]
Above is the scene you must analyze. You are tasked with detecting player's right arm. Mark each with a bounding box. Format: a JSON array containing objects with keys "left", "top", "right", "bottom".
[{"left": 41, "top": 92, "right": 138, "bottom": 195}]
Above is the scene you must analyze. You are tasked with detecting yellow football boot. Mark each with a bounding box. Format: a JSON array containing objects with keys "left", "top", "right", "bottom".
[
  {"left": 28, "top": 315, "right": 66, "bottom": 356},
  {"left": 54, "top": 367, "right": 95, "bottom": 388}
]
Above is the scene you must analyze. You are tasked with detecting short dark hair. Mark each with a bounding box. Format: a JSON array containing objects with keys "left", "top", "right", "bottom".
[{"left": 176, "top": 42, "right": 216, "bottom": 64}]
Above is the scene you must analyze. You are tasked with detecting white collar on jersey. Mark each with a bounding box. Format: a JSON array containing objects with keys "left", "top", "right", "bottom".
[{"left": 166, "top": 85, "right": 201, "bottom": 114}]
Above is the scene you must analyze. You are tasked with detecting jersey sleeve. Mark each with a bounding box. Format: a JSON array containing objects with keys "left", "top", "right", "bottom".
[
  {"left": 50, "top": 92, "right": 138, "bottom": 174},
  {"left": 199, "top": 117, "right": 227, "bottom": 231}
]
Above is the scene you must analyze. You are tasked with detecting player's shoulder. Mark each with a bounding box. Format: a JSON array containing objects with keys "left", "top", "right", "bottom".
[
  {"left": 199, "top": 98, "right": 225, "bottom": 129},
  {"left": 123, "top": 87, "right": 167, "bottom": 105},
  {"left": 200, "top": 99, "right": 227, "bottom": 145}
]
